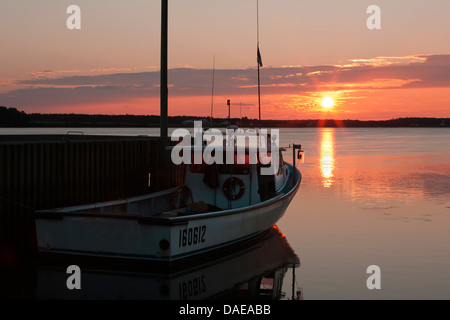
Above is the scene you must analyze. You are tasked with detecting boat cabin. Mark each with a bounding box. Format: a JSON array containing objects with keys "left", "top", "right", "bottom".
[{"left": 185, "top": 148, "right": 288, "bottom": 210}]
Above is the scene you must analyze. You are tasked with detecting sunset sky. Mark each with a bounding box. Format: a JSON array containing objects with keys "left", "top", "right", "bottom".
[{"left": 1, "top": 0, "right": 449, "bottom": 120}]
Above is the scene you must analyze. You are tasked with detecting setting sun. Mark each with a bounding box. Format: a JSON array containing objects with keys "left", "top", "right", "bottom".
[{"left": 321, "top": 97, "right": 334, "bottom": 109}]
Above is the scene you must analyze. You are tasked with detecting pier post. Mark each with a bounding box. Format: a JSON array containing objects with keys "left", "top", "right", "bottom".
[{"left": 160, "top": 0, "right": 169, "bottom": 184}]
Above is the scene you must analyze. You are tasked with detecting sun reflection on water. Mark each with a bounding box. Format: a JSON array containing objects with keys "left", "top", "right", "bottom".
[{"left": 320, "top": 129, "right": 335, "bottom": 188}]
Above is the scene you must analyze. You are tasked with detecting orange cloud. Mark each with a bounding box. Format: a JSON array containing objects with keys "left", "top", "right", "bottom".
[{"left": 1, "top": 54, "right": 449, "bottom": 120}]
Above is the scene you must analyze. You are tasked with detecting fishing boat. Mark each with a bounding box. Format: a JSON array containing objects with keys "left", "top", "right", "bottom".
[
  {"left": 34, "top": 140, "right": 303, "bottom": 265},
  {"left": 34, "top": 1, "right": 304, "bottom": 266}
]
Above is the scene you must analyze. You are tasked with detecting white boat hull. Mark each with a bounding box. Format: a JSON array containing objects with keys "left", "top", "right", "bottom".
[{"left": 35, "top": 164, "right": 301, "bottom": 264}]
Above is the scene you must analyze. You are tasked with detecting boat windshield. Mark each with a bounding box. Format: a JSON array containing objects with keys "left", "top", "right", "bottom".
[{"left": 190, "top": 151, "right": 259, "bottom": 175}]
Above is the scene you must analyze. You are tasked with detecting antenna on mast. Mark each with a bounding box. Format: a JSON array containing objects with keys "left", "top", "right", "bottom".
[
  {"left": 256, "top": 0, "right": 262, "bottom": 122},
  {"left": 210, "top": 54, "right": 215, "bottom": 127},
  {"left": 257, "top": 0, "right": 260, "bottom": 47}
]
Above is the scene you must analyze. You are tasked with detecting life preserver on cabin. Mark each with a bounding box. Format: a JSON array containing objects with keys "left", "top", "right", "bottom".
[{"left": 222, "top": 177, "right": 245, "bottom": 201}]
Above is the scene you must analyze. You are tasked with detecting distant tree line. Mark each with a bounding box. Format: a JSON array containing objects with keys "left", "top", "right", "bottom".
[
  {"left": 256, "top": 118, "right": 448, "bottom": 128},
  {"left": 0, "top": 106, "right": 29, "bottom": 126},
  {"left": 0, "top": 106, "right": 448, "bottom": 128}
]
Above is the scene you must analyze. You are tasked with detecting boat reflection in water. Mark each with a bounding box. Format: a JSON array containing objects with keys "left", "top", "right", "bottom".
[{"left": 36, "top": 226, "right": 301, "bottom": 300}]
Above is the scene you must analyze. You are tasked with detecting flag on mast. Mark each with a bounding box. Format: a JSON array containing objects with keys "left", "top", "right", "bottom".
[{"left": 257, "top": 46, "right": 263, "bottom": 67}]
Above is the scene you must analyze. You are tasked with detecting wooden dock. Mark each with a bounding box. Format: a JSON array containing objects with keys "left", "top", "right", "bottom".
[{"left": 0, "top": 134, "right": 184, "bottom": 266}]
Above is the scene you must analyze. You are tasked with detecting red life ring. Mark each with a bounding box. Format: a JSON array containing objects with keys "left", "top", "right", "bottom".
[{"left": 223, "top": 177, "right": 245, "bottom": 201}]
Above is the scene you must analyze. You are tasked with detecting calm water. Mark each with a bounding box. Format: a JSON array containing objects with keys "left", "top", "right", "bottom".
[
  {"left": 278, "top": 128, "right": 450, "bottom": 300},
  {"left": 2, "top": 127, "right": 450, "bottom": 299}
]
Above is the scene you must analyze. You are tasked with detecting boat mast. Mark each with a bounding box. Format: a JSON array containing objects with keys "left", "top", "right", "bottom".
[
  {"left": 257, "top": 0, "right": 262, "bottom": 122},
  {"left": 210, "top": 54, "right": 216, "bottom": 127},
  {"left": 160, "top": 0, "right": 169, "bottom": 170}
]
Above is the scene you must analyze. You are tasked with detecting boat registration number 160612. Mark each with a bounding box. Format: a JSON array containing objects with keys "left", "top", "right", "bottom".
[{"left": 179, "top": 225, "right": 206, "bottom": 247}]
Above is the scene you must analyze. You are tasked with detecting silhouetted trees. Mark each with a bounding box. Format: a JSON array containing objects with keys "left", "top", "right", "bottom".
[
  {"left": 0, "top": 106, "right": 448, "bottom": 128},
  {"left": 0, "top": 106, "right": 29, "bottom": 126}
]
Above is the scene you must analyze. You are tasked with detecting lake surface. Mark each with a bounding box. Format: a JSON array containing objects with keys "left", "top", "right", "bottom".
[
  {"left": 1, "top": 127, "right": 449, "bottom": 299},
  {"left": 278, "top": 128, "right": 450, "bottom": 300}
]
